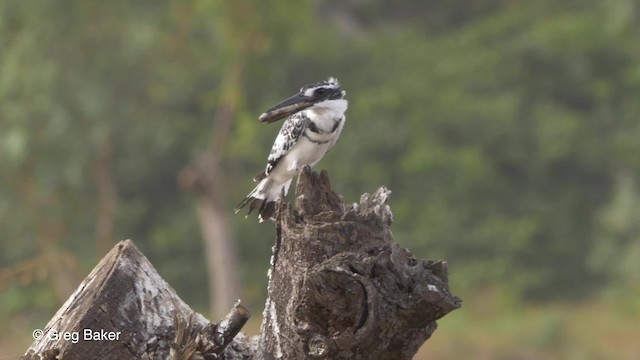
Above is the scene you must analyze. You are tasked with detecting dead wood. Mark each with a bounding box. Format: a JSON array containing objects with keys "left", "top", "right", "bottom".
[
  {"left": 23, "top": 169, "right": 460, "bottom": 360},
  {"left": 256, "top": 168, "right": 461, "bottom": 360},
  {"left": 22, "top": 240, "right": 254, "bottom": 360}
]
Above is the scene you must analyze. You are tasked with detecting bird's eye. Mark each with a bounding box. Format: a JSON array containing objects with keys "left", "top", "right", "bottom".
[{"left": 315, "top": 88, "right": 327, "bottom": 96}]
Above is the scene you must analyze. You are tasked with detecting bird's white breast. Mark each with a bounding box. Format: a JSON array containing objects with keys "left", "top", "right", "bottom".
[{"left": 268, "top": 136, "right": 328, "bottom": 183}]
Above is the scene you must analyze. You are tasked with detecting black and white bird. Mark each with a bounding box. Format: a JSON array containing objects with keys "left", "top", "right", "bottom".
[{"left": 235, "top": 77, "right": 348, "bottom": 222}]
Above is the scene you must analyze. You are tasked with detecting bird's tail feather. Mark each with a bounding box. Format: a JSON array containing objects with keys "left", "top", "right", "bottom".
[{"left": 235, "top": 178, "right": 292, "bottom": 222}]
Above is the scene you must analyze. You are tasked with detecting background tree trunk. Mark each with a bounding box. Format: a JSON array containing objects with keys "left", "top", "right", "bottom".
[
  {"left": 93, "top": 133, "right": 117, "bottom": 256},
  {"left": 178, "top": 62, "right": 244, "bottom": 318}
]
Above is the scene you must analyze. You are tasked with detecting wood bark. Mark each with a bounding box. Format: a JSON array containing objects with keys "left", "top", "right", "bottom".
[
  {"left": 256, "top": 168, "right": 461, "bottom": 360},
  {"left": 24, "top": 169, "right": 461, "bottom": 359}
]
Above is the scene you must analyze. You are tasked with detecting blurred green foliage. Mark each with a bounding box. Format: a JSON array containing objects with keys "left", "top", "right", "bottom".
[{"left": 2, "top": 0, "right": 640, "bottom": 323}]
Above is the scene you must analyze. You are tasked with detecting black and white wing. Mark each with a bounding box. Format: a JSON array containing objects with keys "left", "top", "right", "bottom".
[{"left": 253, "top": 113, "right": 308, "bottom": 182}]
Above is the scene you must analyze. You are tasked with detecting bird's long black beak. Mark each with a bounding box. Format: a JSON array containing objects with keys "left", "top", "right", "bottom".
[{"left": 259, "top": 93, "right": 314, "bottom": 123}]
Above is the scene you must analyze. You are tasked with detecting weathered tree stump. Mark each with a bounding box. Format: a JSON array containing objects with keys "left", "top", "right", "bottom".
[
  {"left": 257, "top": 168, "right": 461, "bottom": 360},
  {"left": 21, "top": 240, "right": 254, "bottom": 360},
  {"left": 23, "top": 169, "right": 461, "bottom": 360}
]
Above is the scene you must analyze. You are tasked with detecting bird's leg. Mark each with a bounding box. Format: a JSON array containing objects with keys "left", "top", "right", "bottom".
[{"left": 301, "top": 164, "right": 312, "bottom": 174}]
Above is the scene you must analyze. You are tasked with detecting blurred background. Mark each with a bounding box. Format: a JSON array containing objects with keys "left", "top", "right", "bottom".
[{"left": 2, "top": 0, "right": 640, "bottom": 359}]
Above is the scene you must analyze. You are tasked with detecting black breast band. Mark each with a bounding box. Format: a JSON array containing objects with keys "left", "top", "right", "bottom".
[
  {"left": 303, "top": 132, "right": 331, "bottom": 144},
  {"left": 307, "top": 116, "right": 343, "bottom": 135}
]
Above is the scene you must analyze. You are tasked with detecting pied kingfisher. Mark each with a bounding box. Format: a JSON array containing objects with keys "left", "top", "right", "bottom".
[{"left": 235, "top": 77, "right": 348, "bottom": 222}]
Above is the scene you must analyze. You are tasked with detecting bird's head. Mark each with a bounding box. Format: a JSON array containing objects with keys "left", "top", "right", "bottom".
[{"left": 259, "top": 77, "right": 346, "bottom": 123}]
